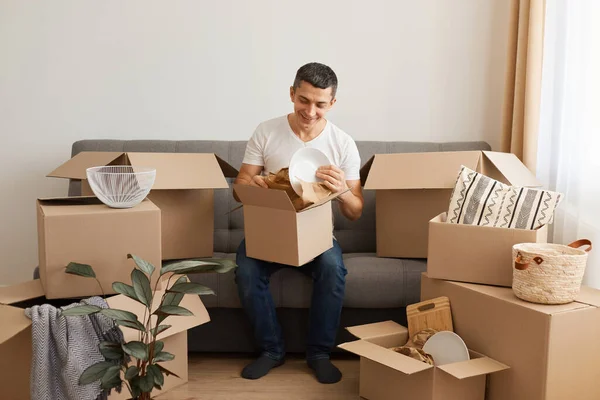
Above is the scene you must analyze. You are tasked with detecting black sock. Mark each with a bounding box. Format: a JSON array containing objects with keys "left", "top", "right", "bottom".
[
  {"left": 241, "top": 354, "right": 284, "bottom": 380},
  {"left": 307, "top": 358, "right": 342, "bottom": 384}
]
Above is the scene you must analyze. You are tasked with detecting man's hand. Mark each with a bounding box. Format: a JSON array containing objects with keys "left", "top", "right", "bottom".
[
  {"left": 249, "top": 175, "right": 268, "bottom": 188},
  {"left": 316, "top": 165, "right": 348, "bottom": 193}
]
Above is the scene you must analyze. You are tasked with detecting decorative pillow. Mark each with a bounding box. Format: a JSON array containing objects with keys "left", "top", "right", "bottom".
[{"left": 447, "top": 166, "right": 562, "bottom": 230}]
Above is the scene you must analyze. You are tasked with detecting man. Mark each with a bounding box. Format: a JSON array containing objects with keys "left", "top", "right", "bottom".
[{"left": 234, "top": 62, "right": 364, "bottom": 384}]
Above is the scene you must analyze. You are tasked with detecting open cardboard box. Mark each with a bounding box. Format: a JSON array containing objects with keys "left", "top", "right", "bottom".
[
  {"left": 48, "top": 151, "right": 238, "bottom": 260},
  {"left": 0, "top": 279, "right": 210, "bottom": 400},
  {"left": 37, "top": 197, "right": 162, "bottom": 299},
  {"left": 360, "top": 151, "right": 540, "bottom": 258},
  {"left": 427, "top": 212, "right": 548, "bottom": 286},
  {"left": 338, "top": 320, "right": 509, "bottom": 400},
  {"left": 421, "top": 273, "right": 600, "bottom": 400},
  {"left": 233, "top": 184, "right": 347, "bottom": 266}
]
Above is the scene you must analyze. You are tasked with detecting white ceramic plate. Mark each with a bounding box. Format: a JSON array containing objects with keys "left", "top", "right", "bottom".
[
  {"left": 289, "top": 147, "right": 331, "bottom": 195},
  {"left": 422, "top": 331, "right": 470, "bottom": 366}
]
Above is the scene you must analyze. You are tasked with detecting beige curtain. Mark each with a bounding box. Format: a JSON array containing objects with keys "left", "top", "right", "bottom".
[{"left": 501, "top": 0, "right": 546, "bottom": 173}]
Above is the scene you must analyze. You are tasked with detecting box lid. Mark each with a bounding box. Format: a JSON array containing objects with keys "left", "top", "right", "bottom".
[
  {"left": 107, "top": 288, "right": 210, "bottom": 342},
  {"left": 0, "top": 279, "right": 46, "bottom": 305},
  {"left": 431, "top": 274, "right": 596, "bottom": 315},
  {"left": 362, "top": 152, "right": 481, "bottom": 190},
  {"left": 482, "top": 151, "right": 541, "bottom": 187},
  {"left": 346, "top": 320, "right": 408, "bottom": 340},
  {"left": 437, "top": 354, "right": 510, "bottom": 379},
  {"left": 48, "top": 151, "right": 236, "bottom": 190},
  {"left": 37, "top": 197, "right": 159, "bottom": 217},
  {"left": 233, "top": 184, "right": 296, "bottom": 211},
  {"left": 0, "top": 280, "right": 45, "bottom": 345}
]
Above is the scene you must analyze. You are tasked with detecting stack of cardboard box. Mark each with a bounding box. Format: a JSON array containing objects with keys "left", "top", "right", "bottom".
[
  {"left": 0, "top": 151, "right": 237, "bottom": 399},
  {"left": 338, "top": 150, "right": 600, "bottom": 400}
]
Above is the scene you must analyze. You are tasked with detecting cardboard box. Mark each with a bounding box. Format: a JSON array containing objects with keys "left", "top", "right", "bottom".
[
  {"left": 427, "top": 212, "right": 548, "bottom": 286},
  {"left": 0, "top": 279, "right": 210, "bottom": 400},
  {"left": 37, "top": 197, "right": 162, "bottom": 299},
  {"left": 233, "top": 184, "right": 345, "bottom": 266},
  {"left": 360, "top": 151, "right": 540, "bottom": 258},
  {"left": 338, "top": 320, "right": 509, "bottom": 400},
  {"left": 48, "top": 151, "right": 238, "bottom": 260},
  {"left": 420, "top": 273, "right": 600, "bottom": 400}
]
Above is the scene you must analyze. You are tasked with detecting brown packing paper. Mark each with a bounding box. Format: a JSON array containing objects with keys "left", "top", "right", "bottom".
[
  {"left": 390, "top": 328, "right": 438, "bottom": 365},
  {"left": 265, "top": 168, "right": 332, "bottom": 211}
]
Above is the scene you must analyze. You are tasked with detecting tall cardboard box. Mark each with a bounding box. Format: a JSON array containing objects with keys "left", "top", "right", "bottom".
[
  {"left": 233, "top": 184, "right": 345, "bottom": 266},
  {"left": 338, "top": 321, "right": 509, "bottom": 400},
  {"left": 427, "top": 212, "right": 548, "bottom": 286},
  {"left": 48, "top": 151, "right": 238, "bottom": 260},
  {"left": 0, "top": 279, "right": 210, "bottom": 400},
  {"left": 421, "top": 273, "right": 600, "bottom": 400},
  {"left": 37, "top": 197, "right": 162, "bottom": 299},
  {"left": 360, "top": 151, "right": 540, "bottom": 258}
]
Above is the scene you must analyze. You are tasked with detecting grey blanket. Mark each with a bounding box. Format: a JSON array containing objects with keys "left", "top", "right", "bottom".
[{"left": 25, "top": 297, "right": 126, "bottom": 400}]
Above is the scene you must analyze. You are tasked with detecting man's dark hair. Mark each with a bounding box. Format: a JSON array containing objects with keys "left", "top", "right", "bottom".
[{"left": 293, "top": 62, "right": 338, "bottom": 98}]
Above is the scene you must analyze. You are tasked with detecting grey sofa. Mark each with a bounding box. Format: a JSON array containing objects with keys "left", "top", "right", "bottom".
[{"left": 65, "top": 139, "right": 491, "bottom": 354}]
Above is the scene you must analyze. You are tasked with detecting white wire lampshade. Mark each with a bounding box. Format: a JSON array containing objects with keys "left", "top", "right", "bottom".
[{"left": 86, "top": 166, "right": 156, "bottom": 208}]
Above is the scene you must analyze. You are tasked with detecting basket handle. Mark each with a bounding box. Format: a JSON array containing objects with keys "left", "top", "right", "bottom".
[
  {"left": 514, "top": 251, "right": 544, "bottom": 271},
  {"left": 568, "top": 239, "right": 592, "bottom": 252}
]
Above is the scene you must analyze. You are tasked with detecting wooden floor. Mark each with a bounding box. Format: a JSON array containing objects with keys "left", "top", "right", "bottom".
[{"left": 155, "top": 354, "right": 361, "bottom": 400}]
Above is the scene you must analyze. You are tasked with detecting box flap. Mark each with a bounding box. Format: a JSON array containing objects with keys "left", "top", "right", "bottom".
[
  {"left": 359, "top": 155, "right": 375, "bottom": 187},
  {"left": 0, "top": 279, "right": 45, "bottom": 305},
  {"left": 0, "top": 304, "right": 32, "bottom": 344},
  {"left": 438, "top": 356, "right": 510, "bottom": 379},
  {"left": 38, "top": 197, "right": 158, "bottom": 217},
  {"left": 107, "top": 290, "right": 210, "bottom": 342},
  {"left": 338, "top": 339, "right": 432, "bottom": 375},
  {"left": 346, "top": 320, "right": 408, "bottom": 340},
  {"left": 364, "top": 152, "right": 481, "bottom": 190},
  {"left": 215, "top": 155, "right": 239, "bottom": 179},
  {"left": 233, "top": 184, "right": 296, "bottom": 211},
  {"left": 482, "top": 151, "right": 541, "bottom": 187},
  {"left": 47, "top": 152, "right": 125, "bottom": 180},
  {"left": 127, "top": 152, "right": 229, "bottom": 190},
  {"left": 299, "top": 187, "right": 352, "bottom": 213}
]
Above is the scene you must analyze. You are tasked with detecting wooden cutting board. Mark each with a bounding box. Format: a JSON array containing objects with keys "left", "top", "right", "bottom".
[{"left": 406, "top": 296, "right": 454, "bottom": 338}]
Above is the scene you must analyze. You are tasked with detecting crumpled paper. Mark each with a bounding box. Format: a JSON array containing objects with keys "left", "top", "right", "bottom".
[
  {"left": 389, "top": 328, "right": 438, "bottom": 365},
  {"left": 265, "top": 168, "right": 332, "bottom": 211}
]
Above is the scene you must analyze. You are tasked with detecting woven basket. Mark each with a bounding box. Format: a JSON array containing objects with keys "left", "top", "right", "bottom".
[{"left": 512, "top": 239, "right": 592, "bottom": 305}]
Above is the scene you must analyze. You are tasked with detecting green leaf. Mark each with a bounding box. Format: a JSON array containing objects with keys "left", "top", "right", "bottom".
[
  {"left": 163, "top": 276, "right": 187, "bottom": 307},
  {"left": 129, "top": 376, "right": 141, "bottom": 398},
  {"left": 125, "top": 366, "right": 139, "bottom": 380},
  {"left": 168, "top": 282, "right": 215, "bottom": 295},
  {"left": 101, "top": 365, "right": 122, "bottom": 389},
  {"left": 139, "top": 373, "right": 154, "bottom": 393},
  {"left": 156, "top": 363, "right": 181, "bottom": 379},
  {"left": 112, "top": 282, "right": 141, "bottom": 303},
  {"left": 116, "top": 319, "right": 146, "bottom": 332},
  {"left": 100, "top": 308, "right": 139, "bottom": 323},
  {"left": 128, "top": 254, "right": 156, "bottom": 277},
  {"left": 160, "top": 258, "right": 237, "bottom": 276},
  {"left": 65, "top": 262, "right": 96, "bottom": 278},
  {"left": 99, "top": 341, "right": 124, "bottom": 360},
  {"left": 79, "top": 361, "right": 114, "bottom": 385},
  {"left": 150, "top": 324, "right": 172, "bottom": 337},
  {"left": 153, "top": 351, "right": 175, "bottom": 363},
  {"left": 61, "top": 305, "right": 102, "bottom": 317},
  {"left": 147, "top": 364, "right": 164, "bottom": 387},
  {"left": 122, "top": 341, "right": 148, "bottom": 361},
  {"left": 153, "top": 340, "right": 165, "bottom": 355},
  {"left": 131, "top": 269, "right": 153, "bottom": 308},
  {"left": 154, "top": 305, "right": 193, "bottom": 317}
]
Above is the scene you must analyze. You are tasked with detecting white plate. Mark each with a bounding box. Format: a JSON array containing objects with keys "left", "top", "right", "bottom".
[
  {"left": 421, "top": 331, "right": 470, "bottom": 366},
  {"left": 289, "top": 148, "right": 331, "bottom": 195}
]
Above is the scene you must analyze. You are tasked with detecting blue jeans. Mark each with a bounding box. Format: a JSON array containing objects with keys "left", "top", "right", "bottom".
[{"left": 235, "top": 239, "right": 347, "bottom": 361}]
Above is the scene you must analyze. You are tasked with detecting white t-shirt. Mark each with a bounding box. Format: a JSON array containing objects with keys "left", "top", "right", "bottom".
[{"left": 242, "top": 115, "right": 361, "bottom": 181}]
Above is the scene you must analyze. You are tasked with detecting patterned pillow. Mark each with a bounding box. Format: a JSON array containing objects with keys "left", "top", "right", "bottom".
[{"left": 447, "top": 166, "right": 562, "bottom": 230}]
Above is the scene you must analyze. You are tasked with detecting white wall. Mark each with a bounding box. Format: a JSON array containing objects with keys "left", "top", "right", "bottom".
[{"left": 0, "top": 0, "right": 511, "bottom": 285}]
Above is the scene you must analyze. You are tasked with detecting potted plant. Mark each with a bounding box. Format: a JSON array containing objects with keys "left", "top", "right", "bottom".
[{"left": 62, "top": 254, "right": 236, "bottom": 400}]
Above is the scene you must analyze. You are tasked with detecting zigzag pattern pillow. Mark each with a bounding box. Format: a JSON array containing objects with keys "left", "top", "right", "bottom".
[{"left": 447, "top": 166, "right": 562, "bottom": 230}]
